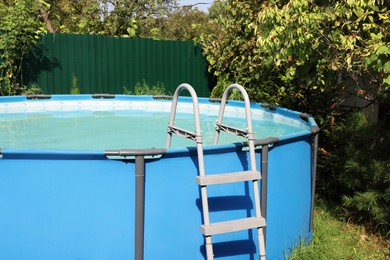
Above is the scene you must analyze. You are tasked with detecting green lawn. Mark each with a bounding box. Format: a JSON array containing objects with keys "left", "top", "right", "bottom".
[{"left": 290, "top": 203, "right": 389, "bottom": 260}]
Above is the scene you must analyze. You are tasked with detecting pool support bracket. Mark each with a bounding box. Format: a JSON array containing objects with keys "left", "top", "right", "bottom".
[
  {"left": 92, "top": 94, "right": 115, "bottom": 99},
  {"left": 26, "top": 94, "right": 52, "bottom": 100},
  {"left": 310, "top": 125, "right": 320, "bottom": 231},
  {"left": 252, "top": 137, "right": 279, "bottom": 248},
  {"left": 105, "top": 148, "right": 167, "bottom": 260}
]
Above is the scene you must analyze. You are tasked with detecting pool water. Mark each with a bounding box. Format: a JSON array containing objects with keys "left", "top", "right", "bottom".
[{"left": 0, "top": 110, "right": 306, "bottom": 150}]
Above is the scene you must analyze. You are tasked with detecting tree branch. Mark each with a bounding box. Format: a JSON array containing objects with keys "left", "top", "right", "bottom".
[{"left": 40, "top": 8, "right": 55, "bottom": 33}]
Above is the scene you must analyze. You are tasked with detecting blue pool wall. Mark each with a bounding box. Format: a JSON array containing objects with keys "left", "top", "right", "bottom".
[{"left": 0, "top": 95, "right": 318, "bottom": 259}]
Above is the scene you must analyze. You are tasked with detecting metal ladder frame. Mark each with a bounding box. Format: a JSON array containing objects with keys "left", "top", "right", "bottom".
[
  {"left": 166, "top": 83, "right": 216, "bottom": 259},
  {"left": 213, "top": 84, "right": 266, "bottom": 260},
  {"left": 166, "top": 83, "right": 266, "bottom": 260}
]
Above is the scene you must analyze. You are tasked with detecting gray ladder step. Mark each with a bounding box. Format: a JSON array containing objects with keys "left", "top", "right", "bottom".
[
  {"left": 200, "top": 216, "right": 266, "bottom": 236},
  {"left": 215, "top": 123, "right": 248, "bottom": 138},
  {"left": 196, "top": 170, "right": 261, "bottom": 186},
  {"left": 167, "top": 125, "right": 196, "bottom": 141}
]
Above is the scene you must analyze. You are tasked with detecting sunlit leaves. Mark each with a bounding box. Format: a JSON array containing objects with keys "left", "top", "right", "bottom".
[
  {"left": 0, "top": 0, "right": 45, "bottom": 95},
  {"left": 201, "top": 0, "right": 389, "bottom": 117}
]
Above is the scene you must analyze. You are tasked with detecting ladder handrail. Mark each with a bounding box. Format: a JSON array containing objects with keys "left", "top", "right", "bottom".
[
  {"left": 166, "top": 83, "right": 203, "bottom": 148},
  {"left": 213, "top": 84, "right": 266, "bottom": 260},
  {"left": 166, "top": 83, "right": 266, "bottom": 260},
  {"left": 213, "top": 84, "right": 257, "bottom": 171},
  {"left": 165, "top": 83, "right": 214, "bottom": 259}
]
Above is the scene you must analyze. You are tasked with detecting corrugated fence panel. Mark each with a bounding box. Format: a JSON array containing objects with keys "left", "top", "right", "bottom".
[{"left": 28, "top": 33, "right": 211, "bottom": 96}]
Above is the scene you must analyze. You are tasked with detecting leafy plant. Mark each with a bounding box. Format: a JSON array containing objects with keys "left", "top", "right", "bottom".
[
  {"left": 70, "top": 73, "right": 80, "bottom": 94},
  {"left": 39, "top": 0, "right": 178, "bottom": 37},
  {"left": 124, "top": 80, "right": 170, "bottom": 95},
  {"left": 201, "top": 0, "right": 389, "bottom": 116},
  {"left": 0, "top": 0, "right": 46, "bottom": 95},
  {"left": 161, "top": 7, "right": 218, "bottom": 41},
  {"left": 201, "top": 0, "right": 390, "bottom": 233},
  {"left": 20, "top": 84, "right": 43, "bottom": 96},
  {"left": 365, "top": 44, "right": 390, "bottom": 103}
]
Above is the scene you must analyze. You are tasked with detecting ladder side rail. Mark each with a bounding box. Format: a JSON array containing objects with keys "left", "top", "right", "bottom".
[
  {"left": 180, "top": 85, "right": 214, "bottom": 259},
  {"left": 212, "top": 83, "right": 262, "bottom": 216},
  {"left": 183, "top": 86, "right": 215, "bottom": 259},
  {"left": 165, "top": 83, "right": 205, "bottom": 179},
  {"left": 187, "top": 87, "right": 214, "bottom": 259},
  {"left": 212, "top": 84, "right": 231, "bottom": 144},
  {"left": 212, "top": 84, "right": 266, "bottom": 259},
  {"left": 233, "top": 84, "right": 257, "bottom": 171},
  {"left": 165, "top": 83, "right": 214, "bottom": 259},
  {"left": 232, "top": 84, "right": 266, "bottom": 260},
  {"left": 213, "top": 84, "right": 257, "bottom": 170},
  {"left": 165, "top": 85, "right": 181, "bottom": 148},
  {"left": 166, "top": 83, "right": 203, "bottom": 148}
]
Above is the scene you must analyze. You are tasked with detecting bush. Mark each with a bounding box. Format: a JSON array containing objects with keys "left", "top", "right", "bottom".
[
  {"left": 20, "top": 85, "right": 42, "bottom": 95},
  {"left": 70, "top": 73, "right": 80, "bottom": 94},
  {"left": 0, "top": 0, "right": 45, "bottom": 95},
  {"left": 124, "top": 80, "right": 170, "bottom": 95},
  {"left": 201, "top": 0, "right": 390, "bottom": 235},
  {"left": 318, "top": 112, "right": 390, "bottom": 234}
]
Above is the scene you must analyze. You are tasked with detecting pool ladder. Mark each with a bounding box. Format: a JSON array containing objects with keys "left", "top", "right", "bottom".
[{"left": 166, "top": 83, "right": 266, "bottom": 260}]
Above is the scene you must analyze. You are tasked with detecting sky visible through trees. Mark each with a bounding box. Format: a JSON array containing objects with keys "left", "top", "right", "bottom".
[{"left": 179, "top": 0, "right": 213, "bottom": 12}]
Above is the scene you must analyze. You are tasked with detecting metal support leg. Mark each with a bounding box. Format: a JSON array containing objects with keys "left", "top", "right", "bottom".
[
  {"left": 105, "top": 149, "right": 166, "bottom": 260},
  {"left": 261, "top": 145, "right": 268, "bottom": 245},
  {"left": 135, "top": 155, "right": 145, "bottom": 260},
  {"left": 310, "top": 130, "right": 319, "bottom": 231}
]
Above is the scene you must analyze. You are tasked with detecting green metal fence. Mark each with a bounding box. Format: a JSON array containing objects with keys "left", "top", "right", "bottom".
[{"left": 24, "top": 33, "right": 211, "bottom": 97}]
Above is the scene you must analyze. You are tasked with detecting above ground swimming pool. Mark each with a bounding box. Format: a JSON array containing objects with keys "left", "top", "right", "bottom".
[{"left": 0, "top": 85, "right": 319, "bottom": 259}]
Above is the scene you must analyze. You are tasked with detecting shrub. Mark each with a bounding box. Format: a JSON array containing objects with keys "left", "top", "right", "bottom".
[
  {"left": 0, "top": 0, "right": 45, "bottom": 95},
  {"left": 124, "top": 80, "right": 170, "bottom": 95},
  {"left": 20, "top": 85, "right": 42, "bottom": 95},
  {"left": 70, "top": 73, "right": 80, "bottom": 94},
  {"left": 318, "top": 112, "right": 390, "bottom": 234}
]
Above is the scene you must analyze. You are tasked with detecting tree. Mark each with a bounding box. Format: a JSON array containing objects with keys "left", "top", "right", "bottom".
[
  {"left": 39, "top": 0, "right": 178, "bottom": 37},
  {"left": 0, "top": 0, "right": 46, "bottom": 95},
  {"left": 159, "top": 7, "right": 218, "bottom": 41},
  {"left": 208, "top": 0, "right": 227, "bottom": 20},
  {"left": 202, "top": 0, "right": 389, "bottom": 116},
  {"left": 324, "top": 111, "right": 390, "bottom": 231},
  {"left": 200, "top": 0, "right": 390, "bottom": 232},
  {"left": 39, "top": 0, "right": 103, "bottom": 34}
]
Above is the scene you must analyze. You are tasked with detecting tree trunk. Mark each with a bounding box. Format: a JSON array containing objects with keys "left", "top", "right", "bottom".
[{"left": 40, "top": 8, "right": 55, "bottom": 33}]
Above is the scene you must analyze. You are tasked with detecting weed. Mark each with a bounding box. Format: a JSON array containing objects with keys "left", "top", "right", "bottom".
[
  {"left": 70, "top": 73, "right": 80, "bottom": 94},
  {"left": 123, "top": 80, "right": 171, "bottom": 95}
]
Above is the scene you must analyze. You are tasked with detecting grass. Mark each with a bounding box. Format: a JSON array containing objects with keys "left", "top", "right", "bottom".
[{"left": 290, "top": 203, "right": 390, "bottom": 260}]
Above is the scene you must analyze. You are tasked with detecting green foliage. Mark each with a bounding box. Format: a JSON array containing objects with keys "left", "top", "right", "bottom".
[
  {"left": 320, "top": 112, "right": 390, "bottom": 232},
  {"left": 37, "top": 1, "right": 219, "bottom": 41},
  {"left": 0, "top": 0, "right": 46, "bottom": 95},
  {"left": 201, "top": 0, "right": 390, "bottom": 232},
  {"left": 41, "top": 0, "right": 179, "bottom": 38},
  {"left": 201, "top": 0, "right": 389, "bottom": 115},
  {"left": 41, "top": 0, "right": 103, "bottom": 34},
  {"left": 20, "top": 85, "right": 43, "bottom": 96},
  {"left": 365, "top": 44, "right": 390, "bottom": 103},
  {"left": 2, "top": 0, "right": 218, "bottom": 43},
  {"left": 70, "top": 73, "right": 80, "bottom": 94},
  {"left": 161, "top": 7, "right": 217, "bottom": 41},
  {"left": 124, "top": 80, "right": 170, "bottom": 96}
]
